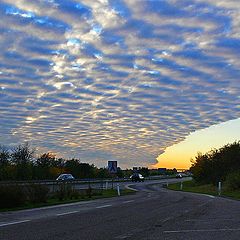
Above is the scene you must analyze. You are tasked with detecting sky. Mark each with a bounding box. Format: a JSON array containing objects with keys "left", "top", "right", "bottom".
[
  {"left": 0, "top": 0, "right": 239, "bottom": 169},
  {"left": 155, "top": 118, "right": 240, "bottom": 169}
]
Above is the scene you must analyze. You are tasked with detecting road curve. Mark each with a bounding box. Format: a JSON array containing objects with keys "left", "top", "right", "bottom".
[{"left": 0, "top": 179, "right": 240, "bottom": 240}]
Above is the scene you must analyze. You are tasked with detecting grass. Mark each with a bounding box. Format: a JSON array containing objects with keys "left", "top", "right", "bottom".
[
  {"left": 0, "top": 188, "right": 135, "bottom": 212},
  {"left": 167, "top": 180, "right": 240, "bottom": 200}
]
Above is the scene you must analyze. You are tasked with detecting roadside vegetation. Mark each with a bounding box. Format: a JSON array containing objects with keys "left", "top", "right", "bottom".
[
  {"left": 168, "top": 141, "right": 240, "bottom": 200},
  {"left": 0, "top": 143, "right": 161, "bottom": 181},
  {"left": 0, "top": 143, "right": 128, "bottom": 181},
  {"left": 167, "top": 180, "right": 240, "bottom": 200},
  {"left": 0, "top": 142, "right": 175, "bottom": 212},
  {"left": 190, "top": 141, "right": 240, "bottom": 186},
  {"left": 0, "top": 183, "right": 134, "bottom": 211}
]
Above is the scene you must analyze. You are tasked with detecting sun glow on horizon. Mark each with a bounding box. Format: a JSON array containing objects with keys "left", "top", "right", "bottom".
[{"left": 154, "top": 118, "right": 240, "bottom": 169}]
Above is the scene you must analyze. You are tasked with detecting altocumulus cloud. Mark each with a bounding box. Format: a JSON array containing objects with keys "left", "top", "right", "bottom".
[{"left": 0, "top": 0, "right": 239, "bottom": 168}]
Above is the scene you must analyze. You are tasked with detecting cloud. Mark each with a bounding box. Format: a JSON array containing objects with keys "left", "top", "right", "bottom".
[{"left": 0, "top": 0, "right": 239, "bottom": 168}]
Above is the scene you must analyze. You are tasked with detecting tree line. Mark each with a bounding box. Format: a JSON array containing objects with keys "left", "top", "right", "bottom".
[
  {"left": 0, "top": 143, "right": 127, "bottom": 181},
  {"left": 190, "top": 141, "right": 240, "bottom": 187}
]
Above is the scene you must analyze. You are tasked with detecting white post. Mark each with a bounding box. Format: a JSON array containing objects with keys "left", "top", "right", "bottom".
[
  {"left": 180, "top": 182, "right": 183, "bottom": 190},
  {"left": 105, "top": 181, "right": 108, "bottom": 190},
  {"left": 117, "top": 183, "right": 120, "bottom": 196},
  {"left": 166, "top": 182, "right": 168, "bottom": 187},
  {"left": 218, "top": 181, "right": 221, "bottom": 196}
]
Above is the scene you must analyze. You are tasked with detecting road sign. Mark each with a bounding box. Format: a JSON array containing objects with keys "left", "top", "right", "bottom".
[{"left": 108, "top": 161, "right": 117, "bottom": 174}]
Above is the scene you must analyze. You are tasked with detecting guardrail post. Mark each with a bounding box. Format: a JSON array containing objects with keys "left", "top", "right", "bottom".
[
  {"left": 117, "top": 183, "right": 120, "bottom": 196},
  {"left": 218, "top": 181, "right": 222, "bottom": 196}
]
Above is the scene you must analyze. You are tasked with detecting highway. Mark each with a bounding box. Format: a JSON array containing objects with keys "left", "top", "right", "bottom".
[
  {"left": 0, "top": 176, "right": 175, "bottom": 192},
  {"left": 0, "top": 178, "right": 240, "bottom": 240}
]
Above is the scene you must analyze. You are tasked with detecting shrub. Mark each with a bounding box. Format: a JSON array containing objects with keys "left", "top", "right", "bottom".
[
  {"left": 54, "top": 183, "right": 77, "bottom": 200},
  {"left": 26, "top": 184, "right": 49, "bottom": 203},
  {"left": 0, "top": 185, "right": 26, "bottom": 208},
  {"left": 55, "top": 183, "right": 66, "bottom": 201},
  {"left": 86, "top": 186, "right": 92, "bottom": 198},
  {"left": 225, "top": 171, "right": 240, "bottom": 190},
  {"left": 70, "top": 189, "right": 80, "bottom": 199},
  {"left": 191, "top": 142, "right": 240, "bottom": 185}
]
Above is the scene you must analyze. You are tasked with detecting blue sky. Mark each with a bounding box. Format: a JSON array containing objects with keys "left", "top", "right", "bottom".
[{"left": 0, "top": 0, "right": 239, "bottom": 168}]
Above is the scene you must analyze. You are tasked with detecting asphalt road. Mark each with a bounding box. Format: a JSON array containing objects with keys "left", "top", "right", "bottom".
[{"left": 0, "top": 178, "right": 240, "bottom": 240}]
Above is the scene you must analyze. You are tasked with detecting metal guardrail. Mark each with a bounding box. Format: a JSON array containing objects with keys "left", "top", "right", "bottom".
[
  {"left": 0, "top": 175, "right": 179, "bottom": 193},
  {"left": 0, "top": 175, "right": 176, "bottom": 186}
]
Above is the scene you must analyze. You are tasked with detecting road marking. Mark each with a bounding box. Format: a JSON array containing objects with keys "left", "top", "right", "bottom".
[
  {"left": 185, "top": 218, "right": 235, "bottom": 222},
  {"left": 122, "top": 200, "right": 135, "bottom": 204},
  {"left": 164, "top": 228, "right": 240, "bottom": 233},
  {"left": 115, "top": 235, "right": 130, "bottom": 239},
  {"left": 161, "top": 217, "right": 173, "bottom": 223},
  {"left": 115, "top": 233, "right": 134, "bottom": 239},
  {"left": 96, "top": 204, "right": 112, "bottom": 209},
  {"left": 0, "top": 220, "right": 30, "bottom": 227},
  {"left": 56, "top": 210, "right": 79, "bottom": 216},
  {"left": 16, "top": 200, "right": 92, "bottom": 213},
  {"left": 202, "top": 194, "right": 215, "bottom": 198},
  {"left": 125, "top": 185, "right": 138, "bottom": 191}
]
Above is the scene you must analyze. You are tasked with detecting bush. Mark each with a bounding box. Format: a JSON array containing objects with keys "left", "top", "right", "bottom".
[
  {"left": 55, "top": 183, "right": 66, "bottom": 201},
  {"left": 191, "top": 142, "right": 240, "bottom": 185},
  {"left": 54, "top": 183, "right": 78, "bottom": 200},
  {"left": 0, "top": 185, "right": 26, "bottom": 208},
  {"left": 26, "top": 184, "right": 49, "bottom": 203},
  {"left": 70, "top": 189, "right": 80, "bottom": 199},
  {"left": 225, "top": 171, "right": 240, "bottom": 190},
  {"left": 86, "top": 186, "right": 92, "bottom": 198}
]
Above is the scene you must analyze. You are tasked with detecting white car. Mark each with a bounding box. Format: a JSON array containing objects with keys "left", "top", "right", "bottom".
[
  {"left": 56, "top": 174, "right": 75, "bottom": 181},
  {"left": 130, "top": 173, "right": 145, "bottom": 182},
  {"left": 176, "top": 173, "right": 183, "bottom": 178}
]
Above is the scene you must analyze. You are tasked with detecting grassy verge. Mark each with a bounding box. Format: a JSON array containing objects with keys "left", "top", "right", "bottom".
[
  {"left": 167, "top": 180, "right": 240, "bottom": 200},
  {"left": 0, "top": 188, "right": 135, "bottom": 212}
]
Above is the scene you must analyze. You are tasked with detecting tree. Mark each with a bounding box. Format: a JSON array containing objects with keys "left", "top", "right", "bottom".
[
  {"left": 65, "top": 159, "right": 82, "bottom": 178},
  {"left": 11, "top": 143, "right": 35, "bottom": 180},
  {"left": 35, "top": 153, "right": 56, "bottom": 179},
  {"left": 190, "top": 141, "right": 240, "bottom": 185},
  {"left": 0, "top": 145, "right": 11, "bottom": 180},
  {"left": 139, "top": 167, "right": 149, "bottom": 177},
  {"left": 96, "top": 167, "right": 111, "bottom": 178},
  {"left": 78, "top": 163, "right": 96, "bottom": 179},
  {"left": 0, "top": 145, "right": 10, "bottom": 166}
]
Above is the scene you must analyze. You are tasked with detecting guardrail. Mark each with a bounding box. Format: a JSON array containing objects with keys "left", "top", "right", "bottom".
[
  {"left": 0, "top": 175, "right": 175, "bottom": 185},
  {"left": 0, "top": 175, "right": 177, "bottom": 193}
]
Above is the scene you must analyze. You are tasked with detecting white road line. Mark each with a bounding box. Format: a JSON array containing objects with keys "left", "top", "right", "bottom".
[
  {"left": 96, "top": 204, "right": 112, "bottom": 209},
  {"left": 115, "top": 236, "right": 128, "bottom": 239},
  {"left": 122, "top": 200, "right": 135, "bottom": 204},
  {"left": 164, "top": 228, "right": 240, "bottom": 233},
  {"left": 56, "top": 210, "right": 79, "bottom": 216},
  {"left": 125, "top": 185, "right": 138, "bottom": 191},
  {"left": 115, "top": 234, "right": 132, "bottom": 239},
  {"left": 15, "top": 200, "right": 91, "bottom": 213},
  {"left": 0, "top": 220, "right": 30, "bottom": 227},
  {"left": 115, "top": 232, "right": 138, "bottom": 239},
  {"left": 185, "top": 219, "right": 235, "bottom": 222},
  {"left": 161, "top": 217, "right": 173, "bottom": 223},
  {"left": 202, "top": 194, "right": 215, "bottom": 198}
]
